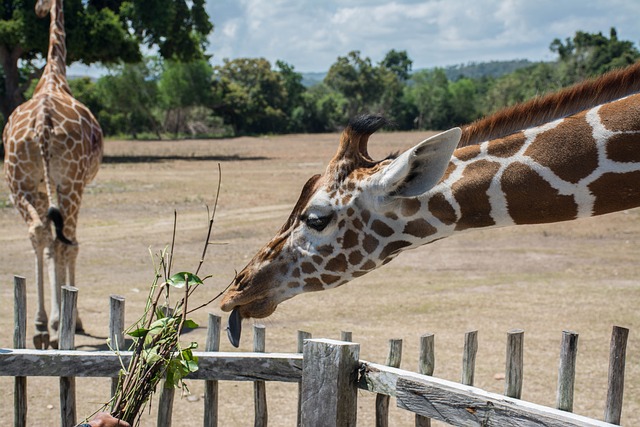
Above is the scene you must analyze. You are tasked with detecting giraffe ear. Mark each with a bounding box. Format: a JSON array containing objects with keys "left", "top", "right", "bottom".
[{"left": 371, "top": 127, "right": 462, "bottom": 197}]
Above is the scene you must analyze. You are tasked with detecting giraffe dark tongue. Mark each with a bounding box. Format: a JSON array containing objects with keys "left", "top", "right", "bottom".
[{"left": 227, "top": 308, "right": 242, "bottom": 348}]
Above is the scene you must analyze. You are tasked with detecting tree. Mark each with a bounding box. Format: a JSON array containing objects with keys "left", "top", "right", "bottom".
[
  {"left": 275, "top": 60, "right": 306, "bottom": 132},
  {"left": 550, "top": 28, "right": 640, "bottom": 84},
  {"left": 407, "top": 68, "right": 453, "bottom": 130},
  {"left": 293, "top": 83, "right": 348, "bottom": 133},
  {"left": 482, "top": 62, "right": 560, "bottom": 113},
  {"left": 212, "top": 58, "right": 290, "bottom": 134},
  {"left": 94, "top": 60, "right": 162, "bottom": 138},
  {"left": 380, "top": 49, "right": 412, "bottom": 81},
  {"left": 324, "top": 51, "right": 384, "bottom": 118},
  {"left": 377, "top": 50, "right": 415, "bottom": 129},
  {"left": 448, "top": 77, "right": 481, "bottom": 125},
  {"left": 158, "top": 58, "right": 214, "bottom": 137},
  {"left": 0, "top": 0, "right": 213, "bottom": 120}
]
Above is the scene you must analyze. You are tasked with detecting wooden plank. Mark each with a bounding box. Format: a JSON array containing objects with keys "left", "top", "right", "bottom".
[
  {"left": 14, "top": 276, "right": 27, "bottom": 427},
  {"left": 604, "top": 326, "right": 629, "bottom": 425},
  {"left": 461, "top": 331, "right": 478, "bottom": 386},
  {"left": 376, "top": 339, "right": 402, "bottom": 427},
  {"left": 253, "top": 325, "right": 268, "bottom": 427},
  {"left": 297, "top": 330, "right": 312, "bottom": 427},
  {"left": 505, "top": 329, "right": 524, "bottom": 399},
  {"left": 416, "top": 333, "right": 434, "bottom": 427},
  {"left": 556, "top": 330, "right": 579, "bottom": 412},
  {"left": 157, "top": 381, "right": 175, "bottom": 427},
  {"left": 59, "top": 286, "right": 78, "bottom": 427},
  {"left": 204, "top": 314, "right": 221, "bottom": 427},
  {"left": 109, "top": 295, "right": 126, "bottom": 398},
  {"left": 396, "top": 375, "right": 616, "bottom": 427},
  {"left": 301, "top": 339, "right": 360, "bottom": 427},
  {"left": 0, "top": 349, "right": 302, "bottom": 381}
]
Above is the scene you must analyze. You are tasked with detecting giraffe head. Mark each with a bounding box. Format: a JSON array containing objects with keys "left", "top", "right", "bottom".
[
  {"left": 35, "top": 0, "right": 53, "bottom": 17},
  {"left": 221, "top": 115, "right": 461, "bottom": 344}
]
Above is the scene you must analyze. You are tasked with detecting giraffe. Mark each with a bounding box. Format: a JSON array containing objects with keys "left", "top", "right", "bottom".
[
  {"left": 3, "top": 0, "right": 103, "bottom": 348},
  {"left": 221, "top": 61, "right": 640, "bottom": 346}
]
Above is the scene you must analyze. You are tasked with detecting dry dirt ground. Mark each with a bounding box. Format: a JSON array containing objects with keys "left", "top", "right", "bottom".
[{"left": 1, "top": 131, "right": 639, "bottom": 426}]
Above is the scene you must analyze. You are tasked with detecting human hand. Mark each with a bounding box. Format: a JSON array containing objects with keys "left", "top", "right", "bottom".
[{"left": 86, "top": 412, "right": 131, "bottom": 427}]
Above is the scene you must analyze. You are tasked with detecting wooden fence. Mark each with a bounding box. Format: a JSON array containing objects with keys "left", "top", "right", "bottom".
[{"left": 1, "top": 275, "right": 631, "bottom": 426}]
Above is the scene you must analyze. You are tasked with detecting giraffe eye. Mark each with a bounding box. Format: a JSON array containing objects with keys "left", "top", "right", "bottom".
[{"left": 304, "top": 213, "right": 334, "bottom": 232}]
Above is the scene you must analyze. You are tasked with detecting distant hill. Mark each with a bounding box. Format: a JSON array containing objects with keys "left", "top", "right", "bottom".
[
  {"left": 300, "top": 71, "right": 327, "bottom": 87},
  {"left": 300, "top": 59, "right": 536, "bottom": 87},
  {"left": 441, "top": 59, "right": 534, "bottom": 81}
]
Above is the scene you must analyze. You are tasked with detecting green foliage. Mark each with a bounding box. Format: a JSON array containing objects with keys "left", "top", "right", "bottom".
[
  {"left": 483, "top": 62, "right": 561, "bottom": 112},
  {"left": 0, "top": 0, "right": 213, "bottom": 121},
  {"left": 212, "top": 57, "right": 292, "bottom": 134},
  {"left": 550, "top": 28, "right": 640, "bottom": 85},
  {"left": 93, "top": 60, "right": 161, "bottom": 138},
  {"left": 325, "top": 50, "right": 385, "bottom": 118},
  {"left": 158, "top": 58, "right": 215, "bottom": 137},
  {"left": 64, "top": 27, "right": 639, "bottom": 139},
  {"left": 167, "top": 272, "right": 204, "bottom": 288},
  {"left": 110, "top": 243, "right": 213, "bottom": 425}
]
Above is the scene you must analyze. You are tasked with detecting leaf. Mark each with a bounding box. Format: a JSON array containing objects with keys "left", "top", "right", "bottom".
[
  {"left": 181, "top": 359, "right": 198, "bottom": 373},
  {"left": 183, "top": 319, "right": 199, "bottom": 329},
  {"left": 142, "top": 348, "right": 161, "bottom": 364},
  {"left": 149, "top": 317, "right": 175, "bottom": 331},
  {"left": 167, "top": 272, "right": 204, "bottom": 288},
  {"left": 128, "top": 327, "right": 149, "bottom": 338}
]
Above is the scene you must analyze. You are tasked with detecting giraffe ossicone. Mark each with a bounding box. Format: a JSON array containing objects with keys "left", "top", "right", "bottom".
[
  {"left": 221, "top": 62, "right": 640, "bottom": 347},
  {"left": 3, "top": 0, "right": 103, "bottom": 348}
]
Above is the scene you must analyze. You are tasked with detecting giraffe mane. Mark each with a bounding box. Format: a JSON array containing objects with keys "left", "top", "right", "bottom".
[{"left": 459, "top": 61, "right": 640, "bottom": 147}]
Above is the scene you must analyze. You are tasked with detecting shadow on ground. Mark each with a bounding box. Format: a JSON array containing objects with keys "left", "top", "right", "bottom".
[{"left": 103, "top": 154, "right": 269, "bottom": 164}]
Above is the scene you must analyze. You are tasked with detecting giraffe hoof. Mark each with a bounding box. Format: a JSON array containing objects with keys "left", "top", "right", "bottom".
[
  {"left": 33, "top": 332, "right": 50, "bottom": 350},
  {"left": 49, "top": 337, "right": 59, "bottom": 350}
]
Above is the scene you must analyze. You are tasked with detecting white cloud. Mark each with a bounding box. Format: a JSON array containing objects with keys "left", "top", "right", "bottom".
[{"left": 204, "top": 0, "right": 640, "bottom": 71}]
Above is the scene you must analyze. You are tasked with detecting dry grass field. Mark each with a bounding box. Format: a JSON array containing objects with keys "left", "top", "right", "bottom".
[{"left": 1, "top": 131, "right": 639, "bottom": 426}]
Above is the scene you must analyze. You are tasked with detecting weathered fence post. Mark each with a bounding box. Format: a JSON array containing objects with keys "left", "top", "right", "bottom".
[
  {"left": 415, "top": 333, "right": 435, "bottom": 427},
  {"left": 556, "top": 330, "right": 579, "bottom": 412},
  {"left": 301, "top": 339, "right": 360, "bottom": 427},
  {"left": 14, "top": 275, "right": 27, "bottom": 427},
  {"left": 376, "top": 338, "right": 403, "bottom": 427},
  {"left": 505, "top": 329, "right": 524, "bottom": 399},
  {"left": 253, "top": 324, "right": 268, "bottom": 427},
  {"left": 204, "top": 314, "right": 221, "bottom": 427},
  {"left": 157, "top": 382, "right": 175, "bottom": 426},
  {"left": 109, "top": 295, "right": 126, "bottom": 398},
  {"left": 605, "top": 325, "right": 629, "bottom": 425},
  {"left": 461, "top": 330, "right": 478, "bottom": 386},
  {"left": 297, "top": 330, "right": 312, "bottom": 427},
  {"left": 59, "top": 285, "right": 78, "bottom": 427}
]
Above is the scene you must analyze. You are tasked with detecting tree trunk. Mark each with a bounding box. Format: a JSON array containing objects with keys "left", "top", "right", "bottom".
[{"left": 0, "top": 44, "right": 26, "bottom": 120}]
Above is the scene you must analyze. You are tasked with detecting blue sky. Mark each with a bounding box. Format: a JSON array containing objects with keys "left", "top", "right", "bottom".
[
  {"left": 204, "top": 0, "right": 640, "bottom": 71},
  {"left": 71, "top": 0, "right": 640, "bottom": 76}
]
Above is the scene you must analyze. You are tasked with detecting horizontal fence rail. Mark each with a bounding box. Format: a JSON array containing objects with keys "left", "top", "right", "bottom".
[{"left": 4, "top": 275, "right": 632, "bottom": 427}]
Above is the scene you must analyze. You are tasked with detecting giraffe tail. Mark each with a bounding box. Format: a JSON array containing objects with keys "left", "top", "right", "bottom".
[{"left": 47, "top": 206, "right": 73, "bottom": 245}]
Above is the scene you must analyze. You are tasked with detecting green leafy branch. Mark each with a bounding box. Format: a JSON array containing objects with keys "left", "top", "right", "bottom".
[{"left": 101, "top": 165, "right": 230, "bottom": 426}]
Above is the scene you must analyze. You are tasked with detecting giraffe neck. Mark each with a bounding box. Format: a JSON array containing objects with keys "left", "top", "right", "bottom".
[
  {"left": 409, "top": 92, "right": 640, "bottom": 246},
  {"left": 35, "top": 0, "right": 70, "bottom": 95}
]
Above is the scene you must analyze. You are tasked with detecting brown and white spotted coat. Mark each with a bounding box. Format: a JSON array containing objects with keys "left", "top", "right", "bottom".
[
  {"left": 221, "top": 62, "right": 640, "bottom": 337},
  {"left": 3, "top": 0, "right": 103, "bottom": 348}
]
